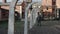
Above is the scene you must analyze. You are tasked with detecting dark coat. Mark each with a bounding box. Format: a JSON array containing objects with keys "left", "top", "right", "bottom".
[{"left": 36, "top": 15, "right": 42, "bottom": 23}]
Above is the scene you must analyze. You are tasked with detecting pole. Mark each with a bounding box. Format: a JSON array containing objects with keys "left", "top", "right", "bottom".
[
  {"left": 24, "top": 7, "right": 28, "bottom": 34},
  {"left": 8, "top": 0, "right": 18, "bottom": 34},
  {"left": 57, "top": 9, "right": 59, "bottom": 19},
  {"left": 24, "top": 2, "right": 42, "bottom": 34},
  {"left": 0, "top": 6, "right": 1, "bottom": 20},
  {"left": 30, "top": 8, "right": 33, "bottom": 29},
  {"left": 19, "top": 6, "right": 22, "bottom": 19}
]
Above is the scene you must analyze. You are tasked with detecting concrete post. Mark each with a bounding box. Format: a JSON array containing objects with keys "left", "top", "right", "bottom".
[
  {"left": 24, "top": 2, "right": 42, "bottom": 34},
  {"left": 8, "top": 0, "right": 18, "bottom": 34},
  {"left": 57, "top": 9, "right": 59, "bottom": 18},
  {"left": 24, "top": 2, "right": 34, "bottom": 34},
  {"left": 29, "top": 2, "right": 42, "bottom": 29},
  {"left": 30, "top": 9, "right": 33, "bottom": 29},
  {"left": 32, "top": 8, "right": 39, "bottom": 26},
  {"left": 19, "top": 6, "right": 22, "bottom": 19}
]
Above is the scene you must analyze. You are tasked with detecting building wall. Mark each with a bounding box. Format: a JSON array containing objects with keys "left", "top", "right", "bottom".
[
  {"left": 1, "top": 0, "right": 60, "bottom": 17},
  {"left": 42, "top": 0, "right": 60, "bottom": 11},
  {"left": 1, "top": 0, "right": 60, "bottom": 11},
  {"left": 42, "top": 0, "right": 52, "bottom": 6},
  {"left": 1, "top": 6, "right": 20, "bottom": 12},
  {"left": 56, "top": 0, "right": 60, "bottom": 8},
  {"left": 42, "top": 0, "right": 52, "bottom": 13},
  {"left": 42, "top": 0, "right": 46, "bottom": 6}
]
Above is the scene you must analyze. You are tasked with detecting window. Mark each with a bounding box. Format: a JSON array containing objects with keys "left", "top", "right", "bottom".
[
  {"left": 0, "top": 0, "right": 2, "bottom": 2},
  {"left": 52, "top": 0, "right": 56, "bottom": 5},
  {"left": 52, "top": 0, "right": 56, "bottom": 2},
  {"left": 7, "top": 0, "right": 12, "bottom": 2},
  {"left": 47, "top": 7, "right": 48, "bottom": 10}
]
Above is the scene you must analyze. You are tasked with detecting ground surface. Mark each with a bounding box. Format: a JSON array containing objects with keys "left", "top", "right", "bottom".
[
  {"left": 29, "top": 20, "right": 60, "bottom": 34},
  {"left": 0, "top": 20, "right": 60, "bottom": 34}
]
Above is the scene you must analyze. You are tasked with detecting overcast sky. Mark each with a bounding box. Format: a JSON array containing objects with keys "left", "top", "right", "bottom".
[{"left": 0, "top": 0, "right": 41, "bottom": 2}]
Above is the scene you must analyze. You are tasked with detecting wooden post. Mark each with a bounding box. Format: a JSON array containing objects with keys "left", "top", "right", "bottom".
[{"left": 8, "top": 0, "right": 18, "bottom": 34}]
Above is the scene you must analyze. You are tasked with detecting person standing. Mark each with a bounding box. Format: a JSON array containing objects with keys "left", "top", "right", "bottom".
[{"left": 36, "top": 12, "right": 42, "bottom": 26}]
